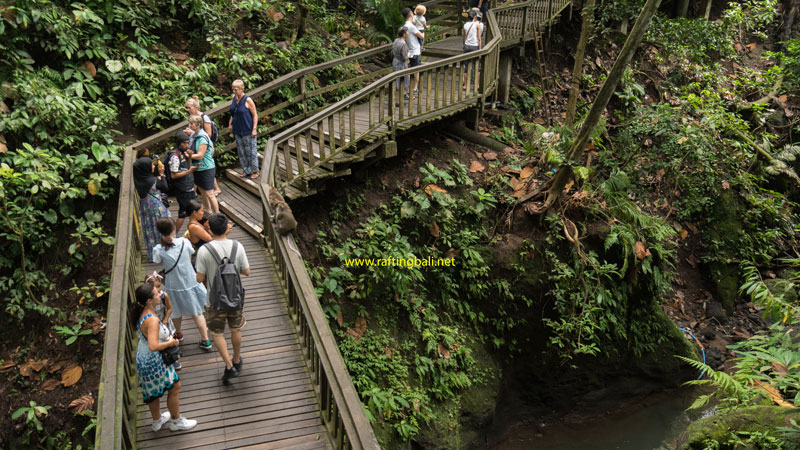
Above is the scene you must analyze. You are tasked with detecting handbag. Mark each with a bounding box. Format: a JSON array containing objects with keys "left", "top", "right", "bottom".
[
  {"left": 158, "top": 241, "right": 184, "bottom": 279},
  {"left": 161, "top": 341, "right": 181, "bottom": 366}
]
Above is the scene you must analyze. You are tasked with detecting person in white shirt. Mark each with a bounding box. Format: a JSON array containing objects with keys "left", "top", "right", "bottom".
[
  {"left": 402, "top": 7, "right": 425, "bottom": 95},
  {"left": 462, "top": 8, "right": 483, "bottom": 90}
]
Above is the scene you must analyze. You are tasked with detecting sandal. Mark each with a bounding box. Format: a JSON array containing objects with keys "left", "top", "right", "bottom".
[
  {"left": 238, "top": 172, "right": 249, "bottom": 178},
  {"left": 249, "top": 172, "right": 260, "bottom": 180}
]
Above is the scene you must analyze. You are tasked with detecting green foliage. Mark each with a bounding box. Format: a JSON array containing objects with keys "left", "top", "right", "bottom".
[
  {"left": 310, "top": 161, "right": 513, "bottom": 442},
  {"left": 11, "top": 401, "right": 51, "bottom": 445},
  {"left": 54, "top": 323, "right": 93, "bottom": 346},
  {"left": 542, "top": 171, "right": 676, "bottom": 360}
]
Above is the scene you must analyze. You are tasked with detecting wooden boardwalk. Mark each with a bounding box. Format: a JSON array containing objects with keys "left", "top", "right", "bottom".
[{"left": 135, "top": 207, "right": 332, "bottom": 450}]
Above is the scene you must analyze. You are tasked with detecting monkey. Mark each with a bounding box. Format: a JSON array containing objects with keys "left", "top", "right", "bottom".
[
  {"left": 267, "top": 186, "right": 285, "bottom": 210},
  {"left": 271, "top": 201, "right": 297, "bottom": 235}
]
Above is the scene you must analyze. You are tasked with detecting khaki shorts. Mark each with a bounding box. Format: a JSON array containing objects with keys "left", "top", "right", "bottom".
[{"left": 204, "top": 306, "right": 246, "bottom": 335}]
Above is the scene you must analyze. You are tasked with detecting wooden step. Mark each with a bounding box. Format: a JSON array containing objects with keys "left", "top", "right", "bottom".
[
  {"left": 217, "top": 178, "right": 263, "bottom": 238},
  {"left": 225, "top": 168, "right": 261, "bottom": 196},
  {"left": 285, "top": 137, "right": 362, "bottom": 167}
]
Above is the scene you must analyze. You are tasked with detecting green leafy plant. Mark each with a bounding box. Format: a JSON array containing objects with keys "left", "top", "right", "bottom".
[{"left": 54, "top": 323, "right": 93, "bottom": 346}]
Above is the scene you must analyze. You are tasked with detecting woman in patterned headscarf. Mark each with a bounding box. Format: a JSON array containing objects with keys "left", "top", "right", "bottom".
[{"left": 133, "top": 156, "right": 171, "bottom": 262}]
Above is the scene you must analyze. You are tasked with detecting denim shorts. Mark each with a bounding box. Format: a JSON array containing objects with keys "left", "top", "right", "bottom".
[
  {"left": 194, "top": 168, "right": 215, "bottom": 191},
  {"left": 409, "top": 55, "right": 422, "bottom": 68}
]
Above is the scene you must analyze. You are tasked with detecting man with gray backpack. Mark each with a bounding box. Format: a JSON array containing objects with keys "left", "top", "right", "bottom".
[{"left": 195, "top": 213, "right": 250, "bottom": 384}]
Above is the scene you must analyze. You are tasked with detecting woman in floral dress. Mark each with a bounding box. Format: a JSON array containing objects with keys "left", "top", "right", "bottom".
[
  {"left": 133, "top": 282, "right": 197, "bottom": 432},
  {"left": 133, "top": 157, "right": 171, "bottom": 262}
]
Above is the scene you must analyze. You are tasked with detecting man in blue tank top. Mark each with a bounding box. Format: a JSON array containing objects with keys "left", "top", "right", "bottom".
[{"left": 228, "top": 80, "right": 260, "bottom": 179}]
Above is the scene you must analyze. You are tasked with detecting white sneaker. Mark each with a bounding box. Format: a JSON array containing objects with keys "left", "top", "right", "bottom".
[
  {"left": 151, "top": 412, "right": 171, "bottom": 432},
  {"left": 169, "top": 416, "right": 198, "bottom": 432}
]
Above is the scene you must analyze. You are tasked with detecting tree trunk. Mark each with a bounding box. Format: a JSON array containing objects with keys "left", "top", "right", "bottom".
[
  {"left": 542, "top": 0, "right": 662, "bottom": 209},
  {"left": 566, "top": 0, "right": 596, "bottom": 126},
  {"left": 291, "top": 4, "right": 309, "bottom": 44},
  {"left": 704, "top": 0, "right": 713, "bottom": 19},
  {"left": 677, "top": 0, "right": 690, "bottom": 17}
]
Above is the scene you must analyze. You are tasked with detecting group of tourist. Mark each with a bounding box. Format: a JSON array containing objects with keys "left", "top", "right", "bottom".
[
  {"left": 133, "top": 213, "right": 251, "bottom": 433},
  {"left": 129, "top": 1, "right": 492, "bottom": 434},
  {"left": 392, "top": 2, "right": 486, "bottom": 101},
  {"left": 131, "top": 81, "right": 258, "bottom": 433}
]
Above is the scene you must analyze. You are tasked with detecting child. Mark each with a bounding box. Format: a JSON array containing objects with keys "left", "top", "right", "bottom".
[
  {"left": 413, "top": 5, "right": 430, "bottom": 51},
  {"left": 145, "top": 272, "right": 181, "bottom": 370}
]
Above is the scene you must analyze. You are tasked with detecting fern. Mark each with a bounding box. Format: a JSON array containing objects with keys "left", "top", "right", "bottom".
[
  {"left": 740, "top": 262, "right": 800, "bottom": 323},
  {"left": 765, "top": 144, "right": 800, "bottom": 184},
  {"left": 677, "top": 356, "right": 754, "bottom": 408}
]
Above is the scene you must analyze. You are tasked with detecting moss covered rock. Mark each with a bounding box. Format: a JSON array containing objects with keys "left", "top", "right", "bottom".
[{"left": 680, "top": 406, "right": 800, "bottom": 449}]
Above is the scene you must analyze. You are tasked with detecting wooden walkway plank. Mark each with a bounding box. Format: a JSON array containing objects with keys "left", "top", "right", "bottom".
[{"left": 135, "top": 204, "right": 332, "bottom": 450}]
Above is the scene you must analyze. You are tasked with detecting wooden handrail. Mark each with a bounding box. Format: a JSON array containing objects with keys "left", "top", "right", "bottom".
[
  {"left": 96, "top": 1, "right": 571, "bottom": 448},
  {"left": 255, "top": 2, "right": 549, "bottom": 449},
  {"left": 127, "top": 0, "right": 453, "bottom": 155}
]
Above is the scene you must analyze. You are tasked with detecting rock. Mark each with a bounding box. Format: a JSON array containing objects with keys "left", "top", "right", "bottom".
[
  {"left": 705, "top": 348, "right": 722, "bottom": 368},
  {"left": 708, "top": 263, "right": 738, "bottom": 315},
  {"left": 700, "top": 328, "right": 716, "bottom": 340},
  {"left": 678, "top": 406, "right": 800, "bottom": 449},
  {"left": 762, "top": 278, "right": 797, "bottom": 304},
  {"left": 706, "top": 302, "right": 728, "bottom": 324}
]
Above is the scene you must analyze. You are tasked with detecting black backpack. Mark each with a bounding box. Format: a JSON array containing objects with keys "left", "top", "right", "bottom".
[
  {"left": 206, "top": 241, "right": 245, "bottom": 311},
  {"left": 161, "top": 149, "right": 180, "bottom": 195},
  {"left": 204, "top": 114, "right": 219, "bottom": 143}
]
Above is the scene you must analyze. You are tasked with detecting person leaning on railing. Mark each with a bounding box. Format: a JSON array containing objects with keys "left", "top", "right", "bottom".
[{"left": 132, "top": 282, "right": 198, "bottom": 432}]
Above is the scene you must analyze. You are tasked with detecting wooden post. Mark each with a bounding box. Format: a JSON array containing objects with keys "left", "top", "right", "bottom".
[
  {"left": 497, "top": 51, "right": 513, "bottom": 104},
  {"left": 298, "top": 75, "right": 308, "bottom": 118},
  {"left": 388, "top": 83, "right": 395, "bottom": 140},
  {"left": 705, "top": 0, "right": 713, "bottom": 19}
]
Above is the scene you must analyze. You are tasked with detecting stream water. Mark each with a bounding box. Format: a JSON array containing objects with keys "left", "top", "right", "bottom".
[{"left": 490, "top": 387, "right": 711, "bottom": 450}]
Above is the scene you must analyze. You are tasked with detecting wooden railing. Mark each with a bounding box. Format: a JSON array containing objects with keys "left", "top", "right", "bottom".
[
  {"left": 264, "top": 7, "right": 505, "bottom": 191},
  {"left": 97, "top": 0, "right": 570, "bottom": 448},
  {"left": 95, "top": 146, "right": 143, "bottom": 449},
  {"left": 256, "top": 1, "right": 565, "bottom": 448},
  {"left": 124, "top": 0, "right": 460, "bottom": 157}
]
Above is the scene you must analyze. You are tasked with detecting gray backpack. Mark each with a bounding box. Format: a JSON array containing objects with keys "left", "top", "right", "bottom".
[{"left": 206, "top": 241, "right": 245, "bottom": 311}]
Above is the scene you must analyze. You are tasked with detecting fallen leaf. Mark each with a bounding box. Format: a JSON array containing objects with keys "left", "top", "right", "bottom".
[
  {"left": 266, "top": 7, "right": 284, "bottom": 22},
  {"left": 336, "top": 311, "right": 343, "bottom": 327},
  {"left": 424, "top": 184, "right": 447, "bottom": 196},
  {"left": 779, "top": 94, "right": 788, "bottom": 103},
  {"left": 340, "top": 31, "right": 350, "bottom": 39},
  {"left": 430, "top": 221, "right": 440, "bottom": 238},
  {"left": 680, "top": 229, "right": 689, "bottom": 239},
  {"left": 483, "top": 151, "right": 497, "bottom": 160},
  {"left": 61, "top": 365, "right": 82, "bottom": 387},
  {"left": 677, "top": 136, "right": 688, "bottom": 145},
  {"left": 358, "top": 38, "right": 366, "bottom": 46},
  {"left": 569, "top": 190, "right": 586, "bottom": 202},
  {"left": 68, "top": 393, "right": 94, "bottom": 413},
  {"left": 766, "top": 271, "right": 777, "bottom": 279},
  {"left": 0, "top": 140, "right": 7, "bottom": 154},
  {"left": 523, "top": 201, "right": 544, "bottom": 214},
  {"left": 0, "top": 361, "right": 15, "bottom": 373},
  {"left": 385, "top": 348, "right": 393, "bottom": 358},
  {"left": 469, "top": 161, "right": 485, "bottom": 173},
  {"left": 445, "top": 248, "right": 461, "bottom": 259},
  {"left": 520, "top": 165, "right": 535, "bottom": 179},
  {"left": 746, "top": 42, "right": 757, "bottom": 51},
  {"left": 47, "top": 360, "right": 66, "bottom": 373},
  {"left": 685, "top": 254, "right": 698, "bottom": 268},
  {"left": 721, "top": 180, "right": 730, "bottom": 190},
  {"left": 645, "top": 138, "right": 653, "bottom": 147},
  {"left": 732, "top": 328, "right": 752, "bottom": 339},
  {"left": 355, "top": 316, "right": 367, "bottom": 334},
  {"left": 83, "top": 61, "right": 96, "bottom": 77},
  {"left": 437, "top": 343, "right": 451, "bottom": 359},
  {"left": 634, "top": 241, "right": 651, "bottom": 260},
  {"left": 503, "top": 147, "right": 516, "bottom": 156},
  {"left": 562, "top": 180, "right": 574, "bottom": 193},
  {"left": 684, "top": 222, "right": 699, "bottom": 234},
  {"left": 344, "top": 39, "right": 359, "bottom": 49},
  {"left": 734, "top": 43, "right": 743, "bottom": 52},
  {"left": 771, "top": 362, "right": 789, "bottom": 376},
  {"left": 751, "top": 380, "right": 794, "bottom": 407},
  {"left": 414, "top": 176, "right": 420, "bottom": 188},
  {"left": 41, "top": 379, "right": 60, "bottom": 392}
]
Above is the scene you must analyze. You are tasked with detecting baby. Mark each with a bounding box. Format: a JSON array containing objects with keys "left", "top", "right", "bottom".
[{"left": 413, "top": 5, "right": 430, "bottom": 51}]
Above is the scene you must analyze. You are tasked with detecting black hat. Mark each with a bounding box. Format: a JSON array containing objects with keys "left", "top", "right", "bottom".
[{"left": 175, "top": 131, "right": 190, "bottom": 145}]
